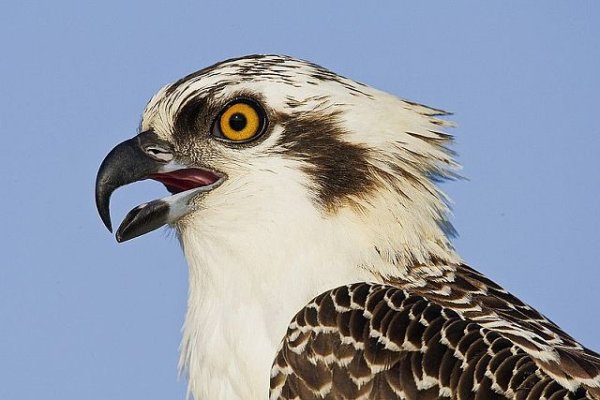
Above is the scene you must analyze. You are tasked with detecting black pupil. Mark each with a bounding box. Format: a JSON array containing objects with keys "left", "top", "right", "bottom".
[{"left": 229, "top": 113, "right": 247, "bottom": 131}]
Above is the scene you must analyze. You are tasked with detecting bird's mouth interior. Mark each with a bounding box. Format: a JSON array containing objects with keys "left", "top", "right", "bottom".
[{"left": 149, "top": 168, "right": 222, "bottom": 195}]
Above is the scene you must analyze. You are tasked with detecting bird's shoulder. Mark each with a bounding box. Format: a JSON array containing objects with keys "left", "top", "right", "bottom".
[{"left": 270, "top": 264, "right": 600, "bottom": 399}]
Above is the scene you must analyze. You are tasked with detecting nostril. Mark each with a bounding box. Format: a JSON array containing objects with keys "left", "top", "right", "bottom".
[{"left": 144, "top": 146, "right": 174, "bottom": 162}]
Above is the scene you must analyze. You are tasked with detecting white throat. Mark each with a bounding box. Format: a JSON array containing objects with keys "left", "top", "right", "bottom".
[
  {"left": 175, "top": 158, "right": 458, "bottom": 399},
  {"left": 176, "top": 182, "right": 375, "bottom": 399}
]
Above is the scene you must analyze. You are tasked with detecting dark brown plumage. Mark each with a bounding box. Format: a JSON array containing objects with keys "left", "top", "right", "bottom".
[{"left": 271, "top": 265, "right": 600, "bottom": 399}]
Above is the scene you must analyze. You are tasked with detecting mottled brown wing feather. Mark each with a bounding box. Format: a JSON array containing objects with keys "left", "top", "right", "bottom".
[
  {"left": 402, "top": 265, "right": 600, "bottom": 393},
  {"left": 270, "top": 277, "right": 599, "bottom": 399}
]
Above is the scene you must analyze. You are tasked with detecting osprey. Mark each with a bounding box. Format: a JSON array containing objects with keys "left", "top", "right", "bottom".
[{"left": 95, "top": 55, "right": 600, "bottom": 399}]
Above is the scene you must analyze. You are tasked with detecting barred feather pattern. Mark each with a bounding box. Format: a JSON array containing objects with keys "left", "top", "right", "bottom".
[{"left": 270, "top": 264, "right": 600, "bottom": 399}]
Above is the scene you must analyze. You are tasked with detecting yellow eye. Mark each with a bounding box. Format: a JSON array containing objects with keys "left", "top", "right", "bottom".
[{"left": 214, "top": 100, "right": 265, "bottom": 142}]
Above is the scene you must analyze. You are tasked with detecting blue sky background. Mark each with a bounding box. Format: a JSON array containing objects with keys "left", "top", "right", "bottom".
[{"left": 1, "top": 2, "right": 599, "bottom": 399}]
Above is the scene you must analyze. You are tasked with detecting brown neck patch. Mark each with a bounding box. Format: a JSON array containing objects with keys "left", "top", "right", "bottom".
[{"left": 274, "top": 111, "right": 376, "bottom": 212}]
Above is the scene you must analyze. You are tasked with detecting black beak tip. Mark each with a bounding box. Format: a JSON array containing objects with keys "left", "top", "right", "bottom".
[
  {"left": 95, "top": 133, "right": 175, "bottom": 241},
  {"left": 94, "top": 135, "right": 149, "bottom": 237},
  {"left": 98, "top": 206, "right": 114, "bottom": 233},
  {"left": 95, "top": 179, "right": 114, "bottom": 233}
]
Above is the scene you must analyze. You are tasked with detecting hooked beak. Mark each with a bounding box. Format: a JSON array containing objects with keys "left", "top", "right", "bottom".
[{"left": 95, "top": 131, "right": 224, "bottom": 242}]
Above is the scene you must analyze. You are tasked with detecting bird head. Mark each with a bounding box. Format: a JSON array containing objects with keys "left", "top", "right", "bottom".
[{"left": 96, "top": 55, "right": 460, "bottom": 271}]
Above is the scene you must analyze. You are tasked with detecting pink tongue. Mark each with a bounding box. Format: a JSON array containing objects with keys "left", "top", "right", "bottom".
[{"left": 149, "top": 169, "right": 220, "bottom": 194}]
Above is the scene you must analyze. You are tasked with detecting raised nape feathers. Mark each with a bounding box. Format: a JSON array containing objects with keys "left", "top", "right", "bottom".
[{"left": 143, "top": 55, "right": 460, "bottom": 268}]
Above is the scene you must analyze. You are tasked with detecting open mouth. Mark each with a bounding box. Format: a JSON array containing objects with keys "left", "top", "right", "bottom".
[
  {"left": 149, "top": 168, "right": 223, "bottom": 195},
  {"left": 110, "top": 168, "right": 225, "bottom": 243},
  {"left": 95, "top": 132, "right": 225, "bottom": 243}
]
